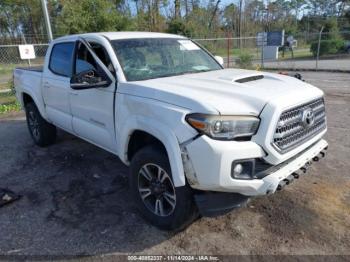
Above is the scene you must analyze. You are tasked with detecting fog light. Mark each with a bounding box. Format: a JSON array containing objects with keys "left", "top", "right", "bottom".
[
  {"left": 233, "top": 164, "right": 243, "bottom": 175},
  {"left": 231, "top": 159, "right": 255, "bottom": 180}
]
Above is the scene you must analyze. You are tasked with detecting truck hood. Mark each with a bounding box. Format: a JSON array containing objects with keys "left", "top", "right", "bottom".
[{"left": 120, "top": 69, "right": 322, "bottom": 115}]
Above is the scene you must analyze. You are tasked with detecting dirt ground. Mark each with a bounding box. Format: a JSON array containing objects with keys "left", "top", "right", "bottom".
[{"left": 0, "top": 72, "right": 349, "bottom": 258}]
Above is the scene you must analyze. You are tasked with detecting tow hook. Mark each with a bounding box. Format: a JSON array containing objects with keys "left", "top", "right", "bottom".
[
  {"left": 292, "top": 172, "right": 300, "bottom": 179},
  {"left": 301, "top": 161, "right": 312, "bottom": 173},
  {"left": 277, "top": 146, "right": 328, "bottom": 192},
  {"left": 284, "top": 175, "right": 295, "bottom": 185},
  {"left": 277, "top": 180, "right": 287, "bottom": 191}
]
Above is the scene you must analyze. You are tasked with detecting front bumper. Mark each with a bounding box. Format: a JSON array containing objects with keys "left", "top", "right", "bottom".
[{"left": 184, "top": 135, "right": 328, "bottom": 196}]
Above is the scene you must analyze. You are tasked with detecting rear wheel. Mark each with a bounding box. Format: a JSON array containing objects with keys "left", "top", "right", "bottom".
[
  {"left": 25, "top": 102, "right": 56, "bottom": 147},
  {"left": 130, "top": 145, "right": 198, "bottom": 231}
]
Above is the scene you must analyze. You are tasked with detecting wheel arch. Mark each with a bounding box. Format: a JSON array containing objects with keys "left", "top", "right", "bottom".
[
  {"left": 21, "top": 91, "right": 48, "bottom": 119},
  {"left": 121, "top": 121, "right": 186, "bottom": 187},
  {"left": 22, "top": 92, "right": 34, "bottom": 106},
  {"left": 127, "top": 130, "right": 167, "bottom": 161}
]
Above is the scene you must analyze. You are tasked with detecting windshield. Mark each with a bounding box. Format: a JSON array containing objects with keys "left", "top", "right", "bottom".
[{"left": 111, "top": 38, "right": 222, "bottom": 81}]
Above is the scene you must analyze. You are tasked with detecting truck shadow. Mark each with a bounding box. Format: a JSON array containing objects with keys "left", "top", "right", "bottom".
[{"left": 0, "top": 118, "right": 175, "bottom": 258}]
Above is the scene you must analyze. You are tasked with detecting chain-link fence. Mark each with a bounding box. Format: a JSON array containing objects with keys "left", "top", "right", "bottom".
[
  {"left": 0, "top": 31, "right": 349, "bottom": 88},
  {"left": 194, "top": 36, "right": 261, "bottom": 69},
  {"left": 194, "top": 31, "right": 350, "bottom": 71},
  {"left": 0, "top": 44, "right": 48, "bottom": 65},
  {"left": 0, "top": 44, "right": 48, "bottom": 89}
]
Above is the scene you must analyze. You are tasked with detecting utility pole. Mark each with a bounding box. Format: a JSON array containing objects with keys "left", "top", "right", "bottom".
[
  {"left": 41, "top": 0, "right": 53, "bottom": 42},
  {"left": 174, "top": 0, "right": 180, "bottom": 19},
  {"left": 238, "top": 0, "right": 243, "bottom": 49},
  {"left": 307, "top": 15, "right": 310, "bottom": 38},
  {"left": 316, "top": 26, "right": 324, "bottom": 70}
]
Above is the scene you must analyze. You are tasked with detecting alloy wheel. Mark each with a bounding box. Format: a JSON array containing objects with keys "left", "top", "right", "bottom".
[
  {"left": 138, "top": 163, "right": 176, "bottom": 217},
  {"left": 28, "top": 111, "right": 40, "bottom": 140}
]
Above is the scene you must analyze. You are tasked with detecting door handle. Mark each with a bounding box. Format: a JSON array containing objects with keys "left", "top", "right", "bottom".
[{"left": 69, "top": 92, "right": 78, "bottom": 96}]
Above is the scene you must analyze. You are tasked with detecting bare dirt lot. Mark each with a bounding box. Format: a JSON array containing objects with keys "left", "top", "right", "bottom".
[{"left": 0, "top": 72, "right": 349, "bottom": 258}]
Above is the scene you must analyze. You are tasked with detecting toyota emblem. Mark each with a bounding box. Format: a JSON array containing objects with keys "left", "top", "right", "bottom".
[{"left": 302, "top": 107, "right": 315, "bottom": 128}]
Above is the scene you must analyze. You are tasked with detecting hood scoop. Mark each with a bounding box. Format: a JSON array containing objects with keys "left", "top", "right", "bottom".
[
  {"left": 219, "top": 73, "right": 265, "bottom": 84},
  {"left": 234, "top": 74, "right": 264, "bottom": 83}
]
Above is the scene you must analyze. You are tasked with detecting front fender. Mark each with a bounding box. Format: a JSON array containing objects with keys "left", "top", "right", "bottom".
[{"left": 119, "top": 116, "right": 186, "bottom": 187}]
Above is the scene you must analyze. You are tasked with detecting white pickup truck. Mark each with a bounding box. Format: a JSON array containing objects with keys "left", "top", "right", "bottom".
[{"left": 14, "top": 32, "right": 328, "bottom": 230}]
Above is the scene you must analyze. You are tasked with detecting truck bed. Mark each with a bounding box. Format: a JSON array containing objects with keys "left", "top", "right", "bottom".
[
  {"left": 15, "top": 66, "right": 43, "bottom": 72},
  {"left": 14, "top": 66, "right": 43, "bottom": 110}
]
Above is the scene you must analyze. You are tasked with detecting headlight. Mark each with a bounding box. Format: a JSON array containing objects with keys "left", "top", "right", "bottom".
[{"left": 186, "top": 113, "right": 260, "bottom": 140}]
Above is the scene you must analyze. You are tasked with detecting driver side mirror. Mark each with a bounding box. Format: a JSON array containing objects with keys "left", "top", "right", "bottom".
[
  {"left": 70, "top": 69, "right": 111, "bottom": 90},
  {"left": 214, "top": 56, "right": 224, "bottom": 66}
]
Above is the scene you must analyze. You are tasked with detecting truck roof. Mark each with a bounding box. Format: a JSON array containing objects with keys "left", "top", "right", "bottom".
[{"left": 54, "top": 31, "right": 186, "bottom": 42}]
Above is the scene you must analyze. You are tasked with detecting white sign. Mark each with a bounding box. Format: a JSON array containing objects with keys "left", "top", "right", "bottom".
[
  {"left": 256, "top": 32, "right": 267, "bottom": 47},
  {"left": 18, "top": 45, "right": 36, "bottom": 60},
  {"left": 178, "top": 40, "right": 200, "bottom": 51}
]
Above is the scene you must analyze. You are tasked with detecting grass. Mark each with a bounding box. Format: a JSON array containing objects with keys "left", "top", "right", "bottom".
[
  {"left": 211, "top": 48, "right": 260, "bottom": 59},
  {"left": 0, "top": 82, "right": 9, "bottom": 90},
  {"left": 0, "top": 64, "right": 17, "bottom": 75},
  {"left": 0, "top": 101, "right": 21, "bottom": 114},
  {"left": 0, "top": 90, "right": 21, "bottom": 115},
  {"left": 278, "top": 48, "right": 313, "bottom": 60},
  {"left": 0, "top": 64, "right": 16, "bottom": 91},
  {"left": 0, "top": 69, "right": 21, "bottom": 114},
  {"left": 0, "top": 78, "right": 13, "bottom": 90}
]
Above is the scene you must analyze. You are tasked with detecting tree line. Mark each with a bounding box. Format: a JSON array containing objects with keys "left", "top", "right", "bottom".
[{"left": 0, "top": 0, "right": 350, "bottom": 43}]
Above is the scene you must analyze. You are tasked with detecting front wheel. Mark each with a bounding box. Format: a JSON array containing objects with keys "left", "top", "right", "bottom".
[{"left": 129, "top": 146, "right": 198, "bottom": 231}]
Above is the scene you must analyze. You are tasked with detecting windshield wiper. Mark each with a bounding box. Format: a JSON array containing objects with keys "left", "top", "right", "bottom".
[
  {"left": 153, "top": 71, "right": 192, "bottom": 79},
  {"left": 181, "top": 69, "right": 212, "bottom": 75},
  {"left": 142, "top": 69, "right": 214, "bottom": 80}
]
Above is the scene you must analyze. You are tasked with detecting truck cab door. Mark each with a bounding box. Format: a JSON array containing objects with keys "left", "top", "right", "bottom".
[
  {"left": 69, "top": 40, "right": 117, "bottom": 152},
  {"left": 42, "top": 42, "right": 75, "bottom": 132}
]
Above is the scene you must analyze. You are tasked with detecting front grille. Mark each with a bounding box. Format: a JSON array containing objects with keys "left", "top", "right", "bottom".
[{"left": 273, "top": 98, "right": 326, "bottom": 153}]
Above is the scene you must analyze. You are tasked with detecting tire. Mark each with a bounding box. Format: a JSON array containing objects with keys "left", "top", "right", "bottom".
[
  {"left": 25, "top": 102, "right": 56, "bottom": 147},
  {"left": 129, "top": 145, "right": 198, "bottom": 231}
]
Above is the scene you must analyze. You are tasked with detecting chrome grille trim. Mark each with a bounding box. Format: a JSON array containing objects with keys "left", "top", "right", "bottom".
[{"left": 272, "top": 98, "right": 326, "bottom": 153}]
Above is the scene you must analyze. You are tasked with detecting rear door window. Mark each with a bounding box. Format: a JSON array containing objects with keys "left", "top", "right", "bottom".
[{"left": 49, "top": 42, "right": 74, "bottom": 77}]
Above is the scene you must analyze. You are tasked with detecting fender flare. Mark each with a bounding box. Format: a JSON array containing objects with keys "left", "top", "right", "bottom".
[
  {"left": 119, "top": 116, "right": 186, "bottom": 187},
  {"left": 21, "top": 89, "right": 48, "bottom": 120}
]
